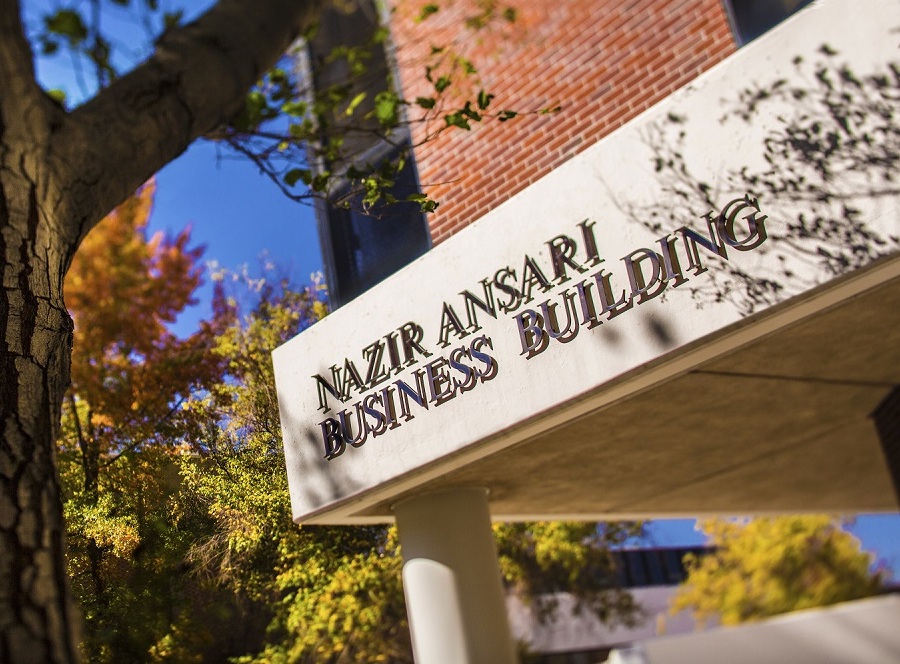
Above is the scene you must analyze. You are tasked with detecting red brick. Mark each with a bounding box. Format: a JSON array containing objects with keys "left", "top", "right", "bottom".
[{"left": 390, "top": 0, "right": 736, "bottom": 244}]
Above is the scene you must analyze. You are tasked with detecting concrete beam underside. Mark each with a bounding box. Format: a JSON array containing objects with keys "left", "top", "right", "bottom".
[{"left": 356, "top": 275, "right": 900, "bottom": 520}]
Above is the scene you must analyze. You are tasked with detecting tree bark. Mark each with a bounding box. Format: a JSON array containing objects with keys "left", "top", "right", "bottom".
[
  {"left": 0, "top": 165, "right": 80, "bottom": 664},
  {"left": 0, "top": 1, "right": 326, "bottom": 660}
]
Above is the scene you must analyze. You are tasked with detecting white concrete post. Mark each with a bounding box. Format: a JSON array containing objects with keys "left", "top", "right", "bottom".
[{"left": 393, "top": 488, "right": 517, "bottom": 664}]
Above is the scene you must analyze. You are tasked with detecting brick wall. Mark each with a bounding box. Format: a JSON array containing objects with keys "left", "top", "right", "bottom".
[{"left": 388, "top": 0, "right": 736, "bottom": 244}]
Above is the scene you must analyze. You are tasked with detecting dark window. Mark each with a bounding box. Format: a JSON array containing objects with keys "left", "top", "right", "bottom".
[
  {"left": 306, "top": 0, "right": 431, "bottom": 308},
  {"left": 644, "top": 550, "right": 667, "bottom": 586},
  {"left": 625, "top": 551, "right": 648, "bottom": 587},
  {"left": 612, "top": 547, "right": 712, "bottom": 588},
  {"left": 723, "top": 0, "right": 814, "bottom": 45},
  {"left": 663, "top": 549, "right": 686, "bottom": 584},
  {"left": 873, "top": 386, "right": 900, "bottom": 504},
  {"left": 315, "top": 145, "right": 430, "bottom": 306}
]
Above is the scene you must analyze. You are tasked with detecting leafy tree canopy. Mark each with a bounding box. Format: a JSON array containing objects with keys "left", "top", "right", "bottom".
[
  {"left": 0, "top": 2, "right": 554, "bottom": 657},
  {"left": 60, "top": 183, "right": 234, "bottom": 662},
  {"left": 28, "top": 0, "right": 539, "bottom": 212},
  {"left": 177, "top": 268, "right": 642, "bottom": 662},
  {"left": 671, "top": 516, "right": 885, "bottom": 627},
  {"left": 59, "top": 187, "right": 644, "bottom": 661}
]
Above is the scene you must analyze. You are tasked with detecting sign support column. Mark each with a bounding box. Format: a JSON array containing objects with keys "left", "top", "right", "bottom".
[{"left": 394, "top": 488, "right": 517, "bottom": 664}]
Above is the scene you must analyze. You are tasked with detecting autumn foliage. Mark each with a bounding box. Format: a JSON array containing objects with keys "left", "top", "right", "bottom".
[
  {"left": 671, "top": 516, "right": 885, "bottom": 627},
  {"left": 65, "top": 179, "right": 225, "bottom": 447},
  {"left": 57, "top": 186, "right": 890, "bottom": 663},
  {"left": 57, "top": 184, "right": 650, "bottom": 662},
  {"left": 61, "top": 181, "right": 231, "bottom": 661}
]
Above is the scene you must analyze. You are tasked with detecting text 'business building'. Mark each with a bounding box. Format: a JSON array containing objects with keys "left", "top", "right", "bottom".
[{"left": 274, "top": 2, "right": 900, "bottom": 661}]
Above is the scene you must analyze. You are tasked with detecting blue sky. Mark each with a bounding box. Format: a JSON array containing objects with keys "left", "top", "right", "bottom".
[
  {"left": 644, "top": 516, "right": 900, "bottom": 581},
  {"left": 150, "top": 139, "right": 322, "bottom": 330},
  {"left": 24, "top": 0, "right": 322, "bottom": 325},
  {"left": 25, "top": 0, "right": 900, "bottom": 580}
]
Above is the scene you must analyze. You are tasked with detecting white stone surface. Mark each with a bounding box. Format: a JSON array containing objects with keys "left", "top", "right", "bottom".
[
  {"left": 508, "top": 586, "right": 708, "bottom": 655},
  {"left": 608, "top": 595, "right": 900, "bottom": 664},
  {"left": 273, "top": 0, "right": 900, "bottom": 523},
  {"left": 397, "top": 489, "right": 517, "bottom": 664}
]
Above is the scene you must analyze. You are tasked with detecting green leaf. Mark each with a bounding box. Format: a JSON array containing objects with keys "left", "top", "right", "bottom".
[
  {"left": 311, "top": 173, "right": 330, "bottom": 192},
  {"left": 163, "top": 10, "right": 184, "bottom": 30},
  {"left": 444, "top": 112, "right": 471, "bottom": 130},
  {"left": 406, "top": 192, "right": 440, "bottom": 213},
  {"left": 435, "top": 76, "right": 452, "bottom": 93},
  {"left": 373, "top": 91, "right": 399, "bottom": 127},
  {"left": 231, "top": 91, "right": 272, "bottom": 131},
  {"left": 415, "top": 97, "right": 436, "bottom": 109},
  {"left": 477, "top": 90, "right": 495, "bottom": 110},
  {"left": 45, "top": 10, "right": 88, "bottom": 46},
  {"left": 416, "top": 4, "right": 440, "bottom": 22},
  {"left": 362, "top": 178, "right": 382, "bottom": 207},
  {"left": 372, "top": 26, "right": 389, "bottom": 44},
  {"left": 503, "top": 7, "right": 518, "bottom": 22},
  {"left": 497, "top": 110, "right": 518, "bottom": 122},
  {"left": 460, "top": 101, "right": 481, "bottom": 121},
  {"left": 540, "top": 105, "right": 563, "bottom": 114},
  {"left": 289, "top": 122, "right": 312, "bottom": 139},
  {"left": 419, "top": 198, "right": 439, "bottom": 213},
  {"left": 246, "top": 91, "right": 268, "bottom": 113},
  {"left": 284, "top": 169, "right": 311, "bottom": 187},
  {"left": 345, "top": 92, "right": 367, "bottom": 117},
  {"left": 40, "top": 39, "right": 59, "bottom": 56},
  {"left": 46, "top": 89, "right": 66, "bottom": 105},
  {"left": 282, "top": 100, "right": 307, "bottom": 117}
]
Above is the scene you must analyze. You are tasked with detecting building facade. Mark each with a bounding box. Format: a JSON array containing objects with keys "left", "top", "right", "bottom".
[
  {"left": 390, "top": 0, "right": 737, "bottom": 244},
  {"left": 279, "top": 1, "right": 900, "bottom": 661},
  {"left": 508, "top": 546, "right": 712, "bottom": 663},
  {"left": 312, "top": 0, "right": 816, "bottom": 301}
]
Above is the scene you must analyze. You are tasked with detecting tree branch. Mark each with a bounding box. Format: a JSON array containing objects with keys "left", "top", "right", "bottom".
[
  {"left": 0, "top": 0, "right": 59, "bottom": 139},
  {"left": 56, "top": 0, "right": 327, "bottom": 244},
  {"left": 67, "top": 393, "right": 89, "bottom": 461}
]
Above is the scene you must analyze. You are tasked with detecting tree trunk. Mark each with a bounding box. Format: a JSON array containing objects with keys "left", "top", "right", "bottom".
[
  {"left": 0, "top": 171, "right": 79, "bottom": 662},
  {"left": 0, "top": 1, "right": 328, "bottom": 660}
]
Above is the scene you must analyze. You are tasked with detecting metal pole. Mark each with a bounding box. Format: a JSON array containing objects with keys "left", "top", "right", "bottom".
[{"left": 394, "top": 488, "right": 517, "bottom": 664}]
